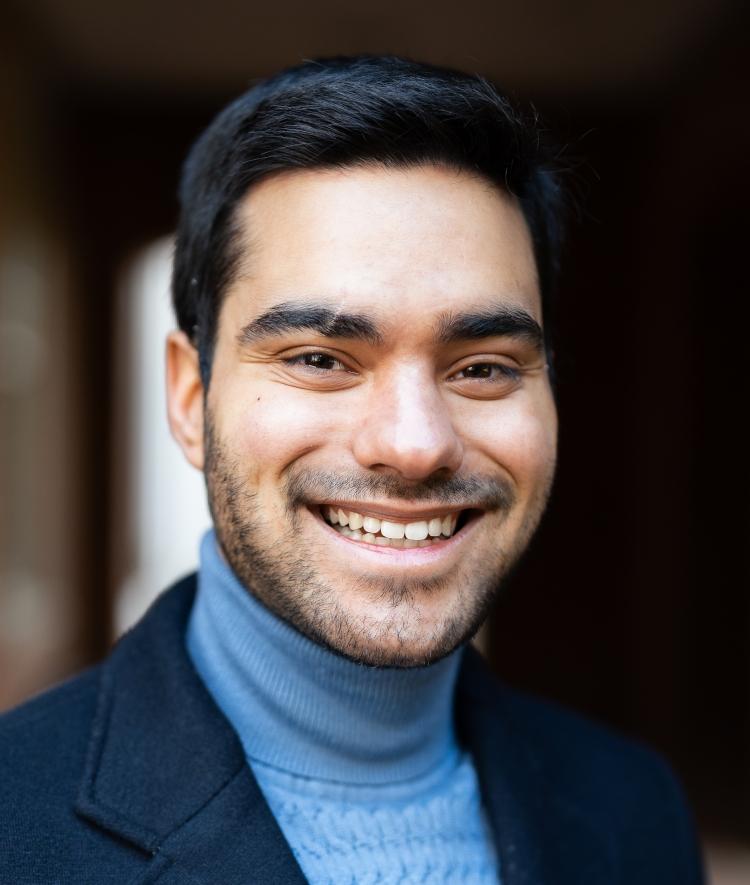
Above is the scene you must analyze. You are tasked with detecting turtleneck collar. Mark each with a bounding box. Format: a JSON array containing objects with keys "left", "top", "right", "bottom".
[{"left": 186, "top": 529, "right": 464, "bottom": 785}]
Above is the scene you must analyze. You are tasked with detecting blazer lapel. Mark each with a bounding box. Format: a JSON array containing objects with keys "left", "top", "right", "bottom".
[
  {"left": 74, "top": 575, "right": 306, "bottom": 884},
  {"left": 456, "top": 648, "right": 614, "bottom": 885}
]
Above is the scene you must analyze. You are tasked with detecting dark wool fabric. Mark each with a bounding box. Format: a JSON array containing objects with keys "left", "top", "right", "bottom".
[{"left": 0, "top": 575, "right": 705, "bottom": 884}]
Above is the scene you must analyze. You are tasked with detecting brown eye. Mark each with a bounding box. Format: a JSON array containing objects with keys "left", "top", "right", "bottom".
[
  {"left": 284, "top": 352, "right": 348, "bottom": 372},
  {"left": 302, "top": 353, "right": 338, "bottom": 370},
  {"left": 463, "top": 364, "right": 493, "bottom": 379},
  {"left": 456, "top": 363, "right": 520, "bottom": 383}
]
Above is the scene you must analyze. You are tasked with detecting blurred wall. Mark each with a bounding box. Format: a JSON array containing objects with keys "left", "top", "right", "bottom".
[
  {"left": 0, "top": 11, "right": 88, "bottom": 708},
  {"left": 112, "top": 237, "right": 211, "bottom": 634}
]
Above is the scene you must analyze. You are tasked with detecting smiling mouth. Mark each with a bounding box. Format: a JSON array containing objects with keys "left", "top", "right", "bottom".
[{"left": 318, "top": 504, "right": 479, "bottom": 548}]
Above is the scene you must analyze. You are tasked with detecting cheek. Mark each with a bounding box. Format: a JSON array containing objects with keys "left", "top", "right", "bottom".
[
  {"left": 466, "top": 395, "right": 558, "bottom": 487},
  {"left": 218, "top": 382, "right": 341, "bottom": 484}
]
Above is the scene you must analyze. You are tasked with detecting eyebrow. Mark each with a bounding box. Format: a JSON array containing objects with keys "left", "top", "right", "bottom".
[
  {"left": 236, "top": 301, "right": 383, "bottom": 347},
  {"left": 434, "top": 306, "right": 545, "bottom": 350},
  {"left": 236, "top": 299, "right": 544, "bottom": 351}
]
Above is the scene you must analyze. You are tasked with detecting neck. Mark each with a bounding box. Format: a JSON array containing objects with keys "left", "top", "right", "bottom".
[{"left": 186, "top": 529, "right": 464, "bottom": 785}]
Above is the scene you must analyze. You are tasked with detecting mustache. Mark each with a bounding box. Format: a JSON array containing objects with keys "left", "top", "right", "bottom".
[{"left": 284, "top": 468, "right": 515, "bottom": 512}]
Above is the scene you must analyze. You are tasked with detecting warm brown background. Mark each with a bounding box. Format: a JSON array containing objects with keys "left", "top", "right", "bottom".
[{"left": 1, "top": 0, "right": 748, "bottom": 877}]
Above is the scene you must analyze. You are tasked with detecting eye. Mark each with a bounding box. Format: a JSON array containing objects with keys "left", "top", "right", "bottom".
[
  {"left": 283, "top": 351, "right": 349, "bottom": 372},
  {"left": 452, "top": 362, "right": 521, "bottom": 383}
]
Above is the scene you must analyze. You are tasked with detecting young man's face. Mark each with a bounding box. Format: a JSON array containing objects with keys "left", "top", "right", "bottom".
[{"left": 168, "top": 164, "right": 557, "bottom": 667}]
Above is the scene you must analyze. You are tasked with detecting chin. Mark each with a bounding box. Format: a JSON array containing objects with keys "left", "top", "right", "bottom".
[
  {"left": 324, "top": 636, "right": 463, "bottom": 669},
  {"left": 299, "top": 595, "right": 485, "bottom": 669}
]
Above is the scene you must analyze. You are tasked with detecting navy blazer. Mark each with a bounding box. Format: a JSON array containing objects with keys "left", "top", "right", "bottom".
[{"left": 1, "top": 575, "right": 704, "bottom": 884}]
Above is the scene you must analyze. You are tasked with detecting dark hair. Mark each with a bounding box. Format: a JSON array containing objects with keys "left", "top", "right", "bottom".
[{"left": 173, "top": 55, "right": 565, "bottom": 385}]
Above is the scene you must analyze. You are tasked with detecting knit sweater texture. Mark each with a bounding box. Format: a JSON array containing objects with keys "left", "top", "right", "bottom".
[{"left": 187, "top": 529, "right": 500, "bottom": 884}]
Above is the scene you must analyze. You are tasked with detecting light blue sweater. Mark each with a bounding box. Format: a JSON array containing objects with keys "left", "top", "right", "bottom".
[{"left": 187, "top": 529, "right": 500, "bottom": 883}]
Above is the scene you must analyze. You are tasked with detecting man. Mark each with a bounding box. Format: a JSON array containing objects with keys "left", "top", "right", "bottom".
[{"left": 1, "top": 56, "right": 704, "bottom": 883}]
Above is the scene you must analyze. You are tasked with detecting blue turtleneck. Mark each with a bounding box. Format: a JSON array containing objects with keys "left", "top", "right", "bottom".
[{"left": 187, "top": 529, "right": 500, "bottom": 883}]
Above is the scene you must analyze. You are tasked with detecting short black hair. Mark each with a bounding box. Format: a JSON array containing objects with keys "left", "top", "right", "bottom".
[{"left": 172, "top": 55, "right": 565, "bottom": 385}]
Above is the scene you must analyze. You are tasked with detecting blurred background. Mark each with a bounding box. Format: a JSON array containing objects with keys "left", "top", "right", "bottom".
[{"left": 1, "top": 1, "right": 748, "bottom": 880}]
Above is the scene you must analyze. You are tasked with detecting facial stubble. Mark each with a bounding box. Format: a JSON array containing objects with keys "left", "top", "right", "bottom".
[{"left": 203, "top": 409, "right": 553, "bottom": 668}]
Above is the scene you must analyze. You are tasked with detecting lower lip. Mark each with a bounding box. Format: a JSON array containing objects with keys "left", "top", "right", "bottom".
[{"left": 308, "top": 507, "right": 482, "bottom": 564}]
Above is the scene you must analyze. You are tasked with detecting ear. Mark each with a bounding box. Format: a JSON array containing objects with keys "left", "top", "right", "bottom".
[{"left": 165, "top": 330, "right": 205, "bottom": 471}]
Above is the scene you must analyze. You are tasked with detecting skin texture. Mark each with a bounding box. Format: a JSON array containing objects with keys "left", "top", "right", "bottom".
[{"left": 167, "top": 164, "right": 558, "bottom": 667}]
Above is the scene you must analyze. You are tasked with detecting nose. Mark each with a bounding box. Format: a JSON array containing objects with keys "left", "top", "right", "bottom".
[{"left": 351, "top": 362, "right": 464, "bottom": 480}]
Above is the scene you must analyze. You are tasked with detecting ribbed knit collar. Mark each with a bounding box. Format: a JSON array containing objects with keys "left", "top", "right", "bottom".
[{"left": 186, "top": 529, "right": 463, "bottom": 785}]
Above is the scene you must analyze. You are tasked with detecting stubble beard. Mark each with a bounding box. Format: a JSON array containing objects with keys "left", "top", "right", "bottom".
[{"left": 203, "top": 411, "right": 554, "bottom": 668}]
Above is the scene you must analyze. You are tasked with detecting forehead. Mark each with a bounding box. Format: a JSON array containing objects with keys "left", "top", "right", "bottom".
[{"left": 223, "top": 164, "right": 542, "bottom": 331}]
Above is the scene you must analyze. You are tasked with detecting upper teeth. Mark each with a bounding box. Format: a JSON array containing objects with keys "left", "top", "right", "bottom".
[{"left": 325, "top": 506, "right": 458, "bottom": 542}]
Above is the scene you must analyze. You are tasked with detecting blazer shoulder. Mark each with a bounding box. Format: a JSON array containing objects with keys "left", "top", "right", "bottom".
[
  {"left": 0, "top": 666, "right": 101, "bottom": 796},
  {"left": 499, "top": 685, "right": 706, "bottom": 882},
  {"left": 461, "top": 649, "right": 675, "bottom": 782},
  {"left": 500, "top": 683, "right": 674, "bottom": 784},
  {"left": 0, "top": 587, "right": 197, "bottom": 884},
  {"left": 459, "top": 649, "right": 704, "bottom": 882},
  {"left": 0, "top": 665, "right": 99, "bottom": 738}
]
